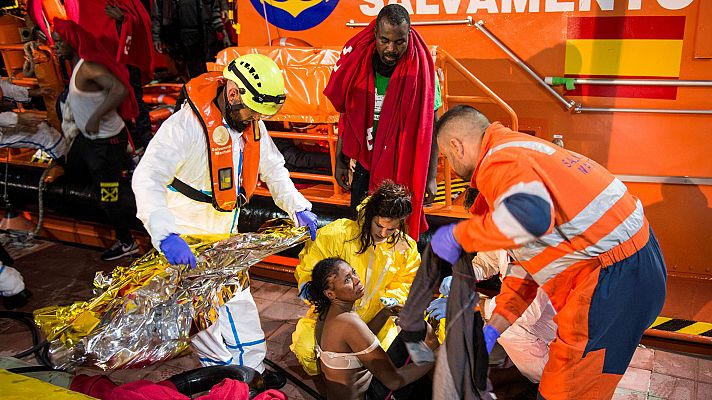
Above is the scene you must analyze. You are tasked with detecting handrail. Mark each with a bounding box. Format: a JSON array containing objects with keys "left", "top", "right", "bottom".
[
  {"left": 434, "top": 46, "right": 518, "bottom": 209},
  {"left": 616, "top": 175, "right": 712, "bottom": 186},
  {"left": 473, "top": 22, "right": 712, "bottom": 115},
  {"left": 436, "top": 48, "right": 519, "bottom": 131},
  {"left": 267, "top": 126, "right": 347, "bottom": 200},
  {"left": 346, "top": 16, "right": 473, "bottom": 28},
  {"left": 0, "top": 44, "right": 53, "bottom": 52},
  {"left": 474, "top": 20, "right": 575, "bottom": 111},
  {"left": 546, "top": 76, "right": 712, "bottom": 87},
  {"left": 575, "top": 106, "right": 712, "bottom": 115}
]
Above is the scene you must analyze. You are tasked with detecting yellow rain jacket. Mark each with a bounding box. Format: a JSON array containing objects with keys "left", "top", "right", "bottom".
[{"left": 290, "top": 217, "right": 420, "bottom": 375}]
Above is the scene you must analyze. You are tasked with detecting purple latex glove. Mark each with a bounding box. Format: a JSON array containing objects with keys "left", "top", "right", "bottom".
[
  {"left": 296, "top": 210, "right": 318, "bottom": 240},
  {"left": 159, "top": 233, "right": 196, "bottom": 269},
  {"left": 431, "top": 223, "right": 462, "bottom": 265},
  {"left": 483, "top": 324, "right": 501, "bottom": 354}
]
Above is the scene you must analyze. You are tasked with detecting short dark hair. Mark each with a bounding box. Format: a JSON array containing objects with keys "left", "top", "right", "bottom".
[
  {"left": 303, "top": 257, "right": 346, "bottom": 319},
  {"left": 376, "top": 4, "right": 410, "bottom": 30},
  {"left": 435, "top": 105, "right": 490, "bottom": 138},
  {"left": 353, "top": 180, "right": 412, "bottom": 254}
]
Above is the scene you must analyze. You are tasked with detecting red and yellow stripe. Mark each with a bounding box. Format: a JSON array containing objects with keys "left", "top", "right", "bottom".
[{"left": 564, "top": 16, "right": 686, "bottom": 99}]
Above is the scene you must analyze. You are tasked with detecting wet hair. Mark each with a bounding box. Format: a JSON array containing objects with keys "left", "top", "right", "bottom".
[
  {"left": 353, "top": 180, "right": 412, "bottom": 254},
  {"left": 435, "top": 105, "right": 490, "bottom": 139},
  {"left": 303, "top": 257, "right": 345, "bottom": 319},
  {"left": 463, "top": 187, "right": 480, "bottom": 211},
  {"left": 376, "top": 4, "right": 411, "bottom": 31}
]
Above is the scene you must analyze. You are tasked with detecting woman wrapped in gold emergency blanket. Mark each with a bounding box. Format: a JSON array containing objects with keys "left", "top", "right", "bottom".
[{"left": 34, "top": 220, "right": 308, "bottom": 370}]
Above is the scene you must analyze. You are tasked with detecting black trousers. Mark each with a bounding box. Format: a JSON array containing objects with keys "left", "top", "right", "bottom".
[
  {"left": 65, "top": 129, "right": 136, "bottom": 244},
  {"left": 168, "top": 40, "right": 209, "bottom": 80},
  {"left": 127, "top": 65, "right": 152, "bottom": 149},
  {"left": 350, "top": 162, "right": 371, "bottom": 216},
  {"left": 365, "top": 335, "right": 432, "bottom": 400}
]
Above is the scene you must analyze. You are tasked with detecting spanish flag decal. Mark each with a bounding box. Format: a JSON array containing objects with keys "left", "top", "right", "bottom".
[{"left": 564, "top": 16, "right": 685, "bottom": 99}]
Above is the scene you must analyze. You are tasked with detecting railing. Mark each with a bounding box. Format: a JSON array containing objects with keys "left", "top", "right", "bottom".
[
  {"left": 346, "top": 16, "right": 474, "bottom": 28},
  {"left": 434, "top": 46, "right": 518, "bottom": 210},
  {"left": 475, "top": 21, "right": 712, "bottom": 115},
  {"left": 0, "top": 44, "right": 56, "bottom": 83},
  {"left": 258, "top": 123, "right": 349, "bottom": 205},
  {"left": 260, "top": 46, "right": 519, "bottom": 211}
]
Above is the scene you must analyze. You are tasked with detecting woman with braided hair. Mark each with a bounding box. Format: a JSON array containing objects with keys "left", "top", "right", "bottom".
[{"left": 303, "top": 257, "right": 434, "bottom": 400}]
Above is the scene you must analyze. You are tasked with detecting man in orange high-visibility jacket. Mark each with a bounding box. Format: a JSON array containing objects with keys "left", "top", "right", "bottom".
[{"left": 429, "top": 105, "right": 667, "bottom": 399}]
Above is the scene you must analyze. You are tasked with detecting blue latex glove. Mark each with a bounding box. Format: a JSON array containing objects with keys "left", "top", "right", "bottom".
[
  {"left": 439, "top": 276, "right": 452, "bottom": 296},
  {"left": 431, "top": 223, "right": 462, "bottom": 265},
  {"left": 426, "top": 297, "right": 448, "bottom": 320},
  {"left": 296, "top": 210, "right": 318, "bottom": 241},
  {"left": 483, "top": 324, "right": 501, "bottom": 354},
  {"left": 380, "top": 297, "right": 399, "bottom": 308},
  {"left": 160, "top": 233, "right": 196, "bottom": 269}
]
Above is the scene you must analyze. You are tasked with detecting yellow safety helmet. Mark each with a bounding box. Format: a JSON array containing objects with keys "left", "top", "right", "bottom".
[{"left": 223, "top": 54, "right": 287, "bottom": 116}]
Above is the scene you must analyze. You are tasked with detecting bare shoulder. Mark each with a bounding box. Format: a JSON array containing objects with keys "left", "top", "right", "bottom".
[
  {"left": 333, "top": 312, "right": 374, "bottom": 341},
  {"left": 79, "top": 60, "right": 111, "bottom": 77}
]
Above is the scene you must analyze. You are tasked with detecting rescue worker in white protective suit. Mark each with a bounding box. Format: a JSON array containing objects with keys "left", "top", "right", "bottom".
[
  {"left": 0, "top": 80, "right": 53, "bottom": 310},
  {"left": 132, "top": 54, "right": 318, "bottom": 389},
  {"left": 0, "top": 253, "right": 31, "bottom": 310},
  {"left": 0, "top": 80, "right": 66, "bottom": 158},
  {"left": 428, "top": 250, "right": 557, "bottom": 386}
]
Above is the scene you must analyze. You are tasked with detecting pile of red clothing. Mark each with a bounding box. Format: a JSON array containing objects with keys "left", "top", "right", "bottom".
[{"left": 70, "top": 374, "right": 286, "bottom": 400}]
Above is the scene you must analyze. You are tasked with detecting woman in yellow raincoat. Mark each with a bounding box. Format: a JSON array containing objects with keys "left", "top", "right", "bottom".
[{"left": 291, "top": 181, "right": 420, "bottom": 375}]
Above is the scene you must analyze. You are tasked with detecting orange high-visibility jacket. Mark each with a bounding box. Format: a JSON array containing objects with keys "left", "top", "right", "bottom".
[{"left": 454, "top": 123, "right": 649, "bottom": 324}]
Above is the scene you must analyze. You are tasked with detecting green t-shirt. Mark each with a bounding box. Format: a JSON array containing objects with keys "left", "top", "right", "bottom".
[{"left": 370, "top": 72, "right": 442, "bottom": 149}]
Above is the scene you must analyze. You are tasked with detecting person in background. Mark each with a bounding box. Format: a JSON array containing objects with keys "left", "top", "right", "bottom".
[
  {"left": 53, "top": 19, "right": 140, "bottom": 261},
  {"left": 324, "top": 4, "right": 442, "bottom": 239},
  {"left": 0, "top": 79, "right": 51, "bottom": 132},
  {"left": 291, "top": 181, "right": 419, "bottom": 377},
  {"left": 431, "top": 105, "right": 666, "bottom": 400},
  {"left": 103, "top": 0, "right": 155, "bottom": 150},
  {"left": 151, "top": 0, "right": 231, "bottom": 80},
  {"left": 304, "top": 257, "right": 435, "bottom": 400},
  {"left": 132, "top": 54, "right": 317, "bottom": 389}
]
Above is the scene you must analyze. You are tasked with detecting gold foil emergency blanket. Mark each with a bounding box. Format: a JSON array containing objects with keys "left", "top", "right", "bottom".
[{"left": 34, "top": 220, "right": 308, "bottom": 370}]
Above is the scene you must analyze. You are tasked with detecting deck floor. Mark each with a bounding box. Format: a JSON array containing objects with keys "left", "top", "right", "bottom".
[{"left": 0, "top": 239, "right": 710, "bottom": 399}]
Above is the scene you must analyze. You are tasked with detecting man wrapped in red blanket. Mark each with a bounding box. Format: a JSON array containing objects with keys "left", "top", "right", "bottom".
[
  {"left": 63, "top": 0, "right": 154, "bottom": 148},
  {"left": 324, "top": 4, "right": 442, "bottom": 240}
]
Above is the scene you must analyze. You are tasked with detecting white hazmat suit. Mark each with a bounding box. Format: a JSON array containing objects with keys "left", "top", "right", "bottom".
[{"left": 132, "top": 103, "right": 311, "bottom": 372}]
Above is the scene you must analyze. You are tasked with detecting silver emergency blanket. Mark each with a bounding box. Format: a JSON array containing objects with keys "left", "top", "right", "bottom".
[{"left": 35, "top": 220, "right": 307, "bottom": 370}]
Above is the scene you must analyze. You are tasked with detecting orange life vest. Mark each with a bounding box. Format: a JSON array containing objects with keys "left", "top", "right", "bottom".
[{"left": 182, "top": 72, "right": 261, "bottom": 212}]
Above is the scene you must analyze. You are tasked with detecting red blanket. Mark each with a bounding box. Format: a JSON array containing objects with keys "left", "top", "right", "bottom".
[
  {"left": 70, "top": 374, "right": 288, "bottom": 400},
  {"left": 113, "top": 0, "right": 154, "bottom": 83},
  {"left": 324, "top": 20, "right": 435, "bottom": 239},
  {"left": 54, "top": 18, "right": 138, "bottom": 120},
  {"left": 66, "top": 0, "right": 154, "bottom": 83}
]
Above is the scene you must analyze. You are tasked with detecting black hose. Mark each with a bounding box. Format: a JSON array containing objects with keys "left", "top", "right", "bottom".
[
  {"left": 263, "top": 358, "right": 325, "bottom": 400},
  {"left": 167, "top": 365, "right": 263, "bottom": 398},
  {"left": 6, "top": 313, "right": 38, "bottom": 358},
  {"left": 6, "top": 366, "right": 59, "bottom": 374},
  {"left": 13, "top": 338, "right": 43, "bottom": 359},
  {"left": 0, "top": 310, "right": 55, "bottom": 368}
]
